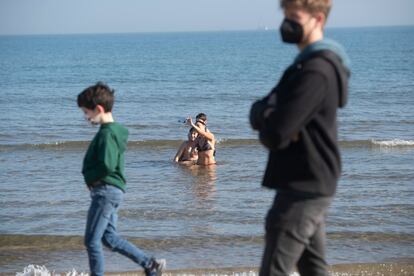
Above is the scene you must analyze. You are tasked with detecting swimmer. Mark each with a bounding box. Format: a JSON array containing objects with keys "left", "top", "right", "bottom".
[
  {"left": 174, "top": 127, "right": 199, "bottom": 165},
  {"left": 186, "top": 113, "right": 216, "bottom": 166}
]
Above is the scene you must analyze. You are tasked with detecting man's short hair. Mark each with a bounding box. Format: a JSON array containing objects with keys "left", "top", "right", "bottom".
[
  {"left": 280, "top": 0, "right": 332, "bottom": 18},
  {"left": 77, "top": 82, "right": 115, "bottom": 112}
]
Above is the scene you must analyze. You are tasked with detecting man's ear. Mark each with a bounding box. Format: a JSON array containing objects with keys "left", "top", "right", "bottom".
[
  {"left": 316, "top": 12, "right": 326, "bottom": 27},
  {"left": 95, "top": 104, "right": 105, "bottom": 113}
]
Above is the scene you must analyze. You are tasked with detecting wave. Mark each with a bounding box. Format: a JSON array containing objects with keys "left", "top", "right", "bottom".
[
  {"left": 16, "top": 265, "right": 88, "bottom": 276},
  {"left": 339, "top": 139, "right": 414, "bottom": 148},
  {"left": 1, "top": 139, "right": 414, "bottom": 151},
  {"left": 0, "top": 234, "right": 262, "bottom": 252},
  {"left": 13, "top": 263, "right": 414, "bottom": 276},
  {"left": 328, "top": 231, "right": 414, "bottom": 242},
  {"left": 371, "top": 139, "right": 414, "bottom": 147},
  {"left": 0, "top": 139, "right": 259, "bottom": 151},
  {"left": 2, "top": 231, "right": 413, "bottom": 252}
]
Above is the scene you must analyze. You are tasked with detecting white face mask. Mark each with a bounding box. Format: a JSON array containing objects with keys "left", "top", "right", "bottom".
[
  {"left": 86, "top": 114, "right": 100, "bottom": 125},
  {"left": 81, "top": 107, "right": 101, "bottom": 125}
]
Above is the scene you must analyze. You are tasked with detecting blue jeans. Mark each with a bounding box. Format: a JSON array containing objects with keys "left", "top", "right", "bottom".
[
  {"left": 260, "top": 192, "right": 332, "bottom": 276},
  {"left": 84, "top": 184, "right": 150, "bottom": 276}
]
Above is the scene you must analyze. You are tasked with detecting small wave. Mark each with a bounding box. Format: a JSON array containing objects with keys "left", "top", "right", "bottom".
[
  {"left": 2, "top": 138, "right": 414, "bottom": 151},
  {"left": 338, "top": 140, "right": 372, "bottom": 148},
  {"left": 2, "top": 231, "right": 413, "bottom": 252},
  {"left": 215, "top": 138, "right": 259, "bottom": 146},
  {"left": 0, "top": 234, "right": 263, "bottom": 252},
  {"left": 13, "top": 263, "right": 414, "bottom": 276},
  {"left": 339, "top": 139, "right": 414, "bottom": 148},
  {"left": 0, "top": 141, "right": 90, "bottom": 151},
  {"left": 15, "top": 265, "right": 283, "bottom": 276},
  {"left": 16, "top": 265, "right": 88, "bottom": 276},
  {"left": 0, "top": 139, "right": 260, "bottom": 151},
  {"left": 328, "top": 231, "right": 414, "bottom": 242},
  {"left": 371, "top": 139, "right": 414, "bottom": 147}
]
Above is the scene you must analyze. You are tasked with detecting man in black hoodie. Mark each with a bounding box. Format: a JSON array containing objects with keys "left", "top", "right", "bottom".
[{"left": 250, "top": 1, "right": 350, "bottom": 275}]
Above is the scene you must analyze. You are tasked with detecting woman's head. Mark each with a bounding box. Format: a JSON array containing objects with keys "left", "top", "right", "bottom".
[
  {"left": 196, "top": 113, "right": 207, "bottom": 124},
  {"left": 188, "top": 127, "right": 198, "bottom": 141}
]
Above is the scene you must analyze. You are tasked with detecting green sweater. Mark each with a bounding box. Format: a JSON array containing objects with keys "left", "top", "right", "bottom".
[{"left": 82, "top": 122, "right": 128, "bottom": 192}]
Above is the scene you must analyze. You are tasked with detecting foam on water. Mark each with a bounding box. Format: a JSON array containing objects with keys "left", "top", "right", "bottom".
[
  {"left": 3, "top": 138, "right": 414, "bottom": 151},
  {"left": 14, "top": 264, "right": 414, "bottom": 276},
  {"left": 371, "top": 139, "right": 414, "bottom": 147},
  {"left": 14, "top": 266, "right": 303, "bottom": 276},
  {"left": 16, "top": 265, "right": 88, "bottom": 276}
]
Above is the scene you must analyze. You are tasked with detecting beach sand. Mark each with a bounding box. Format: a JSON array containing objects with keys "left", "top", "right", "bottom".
[{"left": 107, "top": 263, "right": 414, "bottom": 276}]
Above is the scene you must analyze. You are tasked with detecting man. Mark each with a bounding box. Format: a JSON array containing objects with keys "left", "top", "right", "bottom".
[{"left": 250, "top": 0, "right": 350, "bottom": 275}]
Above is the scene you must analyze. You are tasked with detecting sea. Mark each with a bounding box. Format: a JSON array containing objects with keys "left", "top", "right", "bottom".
[{"left": 0, "top": 26, "right": 413, "bottom": 274}]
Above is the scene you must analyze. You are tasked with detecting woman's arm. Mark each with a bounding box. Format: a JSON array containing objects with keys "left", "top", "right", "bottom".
[
  {"left": 174, "top": 142, "right": 186, "bottom": 162},
  {"left": 186, "top": 117, "right": 215, "bottom": 141}
]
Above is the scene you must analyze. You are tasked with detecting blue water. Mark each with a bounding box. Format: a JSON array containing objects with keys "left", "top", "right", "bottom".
[{"left": 0, "top": 26, "right": 413, "bottom": 273}]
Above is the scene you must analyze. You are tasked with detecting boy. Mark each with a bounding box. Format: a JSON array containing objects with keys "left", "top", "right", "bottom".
[
  {"left": 174, "top": 127, "right": 199, "bottom": 164},
  {"left": 77, "top": 82, "right": 166, "bottom": 276},
  {"left": 250, "top": 0, "right": 350, "bottom": 275}
]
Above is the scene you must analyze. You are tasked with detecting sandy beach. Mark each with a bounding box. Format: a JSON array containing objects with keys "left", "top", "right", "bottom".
[
  {"left": 108, "top": 263, "right": 414, "bottom": 276},
  {"left": 106, "top": 263, "right": 414, "bottom": 276}
]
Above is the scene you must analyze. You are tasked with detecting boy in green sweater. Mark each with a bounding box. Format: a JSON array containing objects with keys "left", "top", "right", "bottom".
[{"left": 77, "top": 82, "right": 166, "bottom": 276}]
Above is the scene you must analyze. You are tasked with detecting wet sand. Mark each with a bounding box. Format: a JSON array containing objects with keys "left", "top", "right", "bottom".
[{"left": 105, "top": 263, "right": 414, "bottom": 276}]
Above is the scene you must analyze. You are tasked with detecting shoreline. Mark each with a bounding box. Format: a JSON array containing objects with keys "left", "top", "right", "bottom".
[
  {"left": 101, "top": 263, "right": 414, "bottom": 276},
  {"left": 5, "top": 262, "right": 414, "bottom": 276},
  {"left": 107, "top": 263, "right": 414, "bottom": 276}
]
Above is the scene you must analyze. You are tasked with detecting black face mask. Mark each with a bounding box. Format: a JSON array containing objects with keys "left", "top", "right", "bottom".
[{"left": 279, "top": 18, "right": 303, "bottom": 44}]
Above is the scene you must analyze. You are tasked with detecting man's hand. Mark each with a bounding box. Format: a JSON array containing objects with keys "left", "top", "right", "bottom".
[
  {"left": 267, "top": 93, "right": 277, "bottom": 105},
  {"left": 291, "top": 133, "right": 300, "bottom": 142},
  {"left": 263, "top": 107, "right": 276, "bottom": 119},
  {"left": 263, "top": 93, "right": 277, "bottom": 118}
]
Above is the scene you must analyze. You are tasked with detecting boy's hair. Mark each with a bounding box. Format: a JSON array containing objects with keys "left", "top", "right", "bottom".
[
  {"left": 189, "top": 127, "right": 197, "bottom": 133},
  {"left": 280, "top": 0, "right": 332, "bottom": 18},
  {"left": 77, "top": 82, "right": 115, "bottom": 112},
  {"left": 196, "top": 113, "right": 207, "bottom": 122}
]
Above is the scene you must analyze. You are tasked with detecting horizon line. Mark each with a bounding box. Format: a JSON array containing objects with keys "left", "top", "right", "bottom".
[{"left": 0, "top": 24, "right": 413, "bottom": 37}]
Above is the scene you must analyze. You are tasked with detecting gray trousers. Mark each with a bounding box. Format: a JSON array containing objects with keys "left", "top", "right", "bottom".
[{"left": 260, "top": 192, "right": 332, "bottom": 276}]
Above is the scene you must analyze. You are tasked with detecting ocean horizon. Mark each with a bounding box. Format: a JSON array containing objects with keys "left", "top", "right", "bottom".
[{"left": 0, "top": 24, "right": 413, "bottom": 37}]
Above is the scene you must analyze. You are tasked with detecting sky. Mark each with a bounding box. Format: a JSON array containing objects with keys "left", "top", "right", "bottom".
[{"left": 0, "top": 0, "right": 413, "bottom": 35}]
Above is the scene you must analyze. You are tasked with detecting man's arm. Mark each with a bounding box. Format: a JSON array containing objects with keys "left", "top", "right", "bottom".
[{"left": 261, "top": 70, "right": 327, "bottom": 149}]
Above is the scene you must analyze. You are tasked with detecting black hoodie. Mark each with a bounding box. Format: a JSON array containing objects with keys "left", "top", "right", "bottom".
[{"left": 250, "top": 45, "right": 350, "bottom": 197}]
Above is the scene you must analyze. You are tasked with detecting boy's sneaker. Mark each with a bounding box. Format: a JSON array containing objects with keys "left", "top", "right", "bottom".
[{"left": 145, "top": 258, "right": 166, "bottom": 276}]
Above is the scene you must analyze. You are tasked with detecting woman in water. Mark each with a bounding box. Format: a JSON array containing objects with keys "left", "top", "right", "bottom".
[
  {"left": 174, "top": 127, "right": 199, "bottom": 165},
  {"left": 186, "top": 113, "right": 216, "bottom": 165}
]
